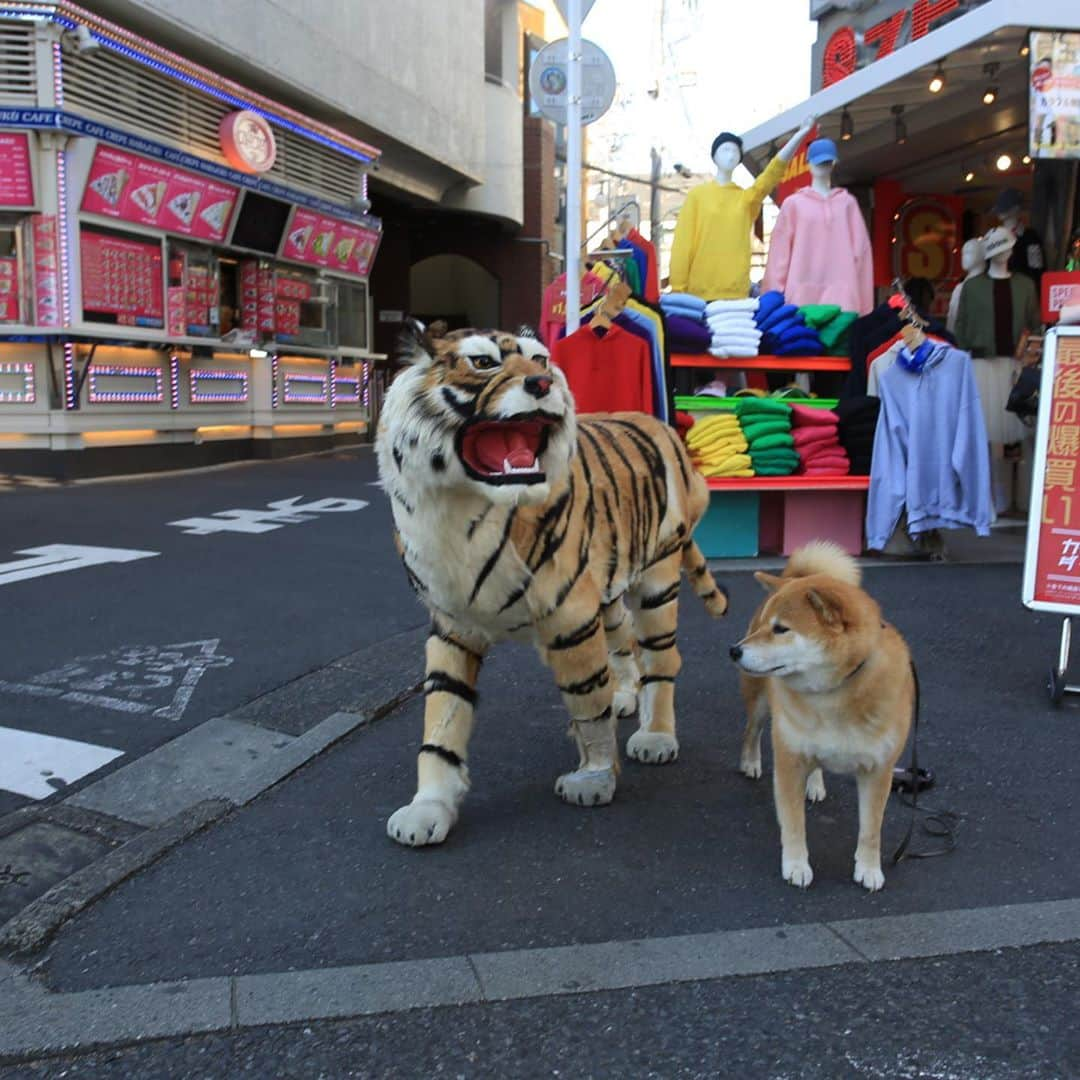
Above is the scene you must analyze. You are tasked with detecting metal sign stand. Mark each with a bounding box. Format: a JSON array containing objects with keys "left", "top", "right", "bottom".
[
  {"left": 565, "top": 0, "right": 582, "bottom": 335},
  {"left": 1021, "top": 326, "right": 1080, "bottom": 704}
]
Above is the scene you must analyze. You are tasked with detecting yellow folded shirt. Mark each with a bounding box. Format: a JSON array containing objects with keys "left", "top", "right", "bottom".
[
  {"left": 701, "top": 452, "right": 752, "bottom": 476},
  {"left": 694, "top": 438, "right": 749, "bottom": 462}
]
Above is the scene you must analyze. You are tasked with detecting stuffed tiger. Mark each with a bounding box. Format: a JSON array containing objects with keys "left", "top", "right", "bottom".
[{"left": 376, "top": 320, "right": 728, "bottom": 847}]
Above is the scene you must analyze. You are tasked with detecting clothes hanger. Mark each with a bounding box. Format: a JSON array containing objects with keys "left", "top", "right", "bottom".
[
  {"left": 892, "top": 277, "right": 928, "bottom": 350},
  {"left": 590, "top": 280, "right": 631, "bottom": 334}
]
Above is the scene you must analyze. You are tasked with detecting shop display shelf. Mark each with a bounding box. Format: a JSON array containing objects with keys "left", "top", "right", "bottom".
[
  {"left": 671, "top": 354, "right": 852, "bottom": 372},
  {"left": 704, "top": 475, "right": 870, "bottom": 492}
]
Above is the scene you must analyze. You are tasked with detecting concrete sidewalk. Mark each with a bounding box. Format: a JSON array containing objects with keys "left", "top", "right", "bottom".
[{"left": 3, "top": 560, "right": 1079, "bottom": 1072}]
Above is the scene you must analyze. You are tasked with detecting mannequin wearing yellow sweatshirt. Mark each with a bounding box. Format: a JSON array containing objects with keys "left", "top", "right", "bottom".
[{"left": 670, "top": 116, "right": 817, "bottom": 301}]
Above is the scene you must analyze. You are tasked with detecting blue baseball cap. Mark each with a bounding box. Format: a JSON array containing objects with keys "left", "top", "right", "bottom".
[{"left": 807, "top": 138, "right": 838, "bottom": 165}]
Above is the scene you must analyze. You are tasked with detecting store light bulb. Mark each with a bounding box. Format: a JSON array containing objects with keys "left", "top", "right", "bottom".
[
  {"left": 928, "top": 62, "right": 946, "bottom": 93},
  {"left": 964, "top": 170, "right": 975, "bottom": 183},
  {"left": 1022, "top": 154, "right": 1032, "bottom": 165},
  {"left": 996, "top": 154, "right": 1012, "bottom": 171},
  {"left": 982, "top": 86, "right": 997, "bottom": 105}
]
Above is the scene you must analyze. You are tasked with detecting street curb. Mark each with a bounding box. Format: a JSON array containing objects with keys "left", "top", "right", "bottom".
[{"left": 1, "top": 898, "right": 1079, "bottom": 1063}]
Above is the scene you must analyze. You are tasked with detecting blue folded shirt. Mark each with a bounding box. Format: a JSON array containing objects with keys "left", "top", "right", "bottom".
[
  {"left": 758, "top": 303, "right": 800, "bottom": 333},
  {"left": 754, "top": 290, "right": 785, "bottom": 325}
]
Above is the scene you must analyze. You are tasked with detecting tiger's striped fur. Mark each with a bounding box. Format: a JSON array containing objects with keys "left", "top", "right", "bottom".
[{"left": 376, "top": 320, "right": 728, "bottom": 846}]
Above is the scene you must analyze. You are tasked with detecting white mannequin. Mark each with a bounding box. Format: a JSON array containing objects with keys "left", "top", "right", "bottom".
[
  {"left": 712, "top": 115, "right": 816, "bottom": 184},
  {"left": 808, "top": 159, "right": 833, "bottom": 196},
  {"left": 946, "top": 238, "right": 987, "bottom": 334}
]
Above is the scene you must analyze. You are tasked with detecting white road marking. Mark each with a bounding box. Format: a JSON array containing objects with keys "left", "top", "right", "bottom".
[
  {"left": 0, "top": 544, "right": 159, "bottom": 587},
  {"left": 0, "top": 639, "right": 233, "bottom": 721},
  {"left": 0, "top": 725, "right": 123, "bottom": 800},
  {"left": 167, "top": 496, "right": 368, "bottom": 535}
]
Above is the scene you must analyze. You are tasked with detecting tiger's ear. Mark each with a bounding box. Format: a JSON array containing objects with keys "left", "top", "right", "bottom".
[
  {"left": 754, "top": 571, "right": 784, "bottom": 593},
  {"left": 396, "top": 317, "right": 437, "bottom": 368}
]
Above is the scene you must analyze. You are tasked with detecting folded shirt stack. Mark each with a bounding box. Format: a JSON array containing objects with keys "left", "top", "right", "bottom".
[
  {"left": 790, "top": 404, "right": 850, "bottom": 476},
  {"left": 798, "top": 304, "right": 860, "bottom": 358},
  {"left": 661, "top": 293, "right": 710, "bottom": 354},
  {"left": 834, "top": 395, "right": 880, "bottom": 476},
  {"left": 684, "top": 411, "right": 752, "bottom": 478},
  {"left": 753, "top": 290, "right": 822, "bottom": 357},
  {"left": 706, "top": 298, "right": 761, "bottom": 359},
  {"left": 736, "top": 398, "right": 797, "bottom": 475}
]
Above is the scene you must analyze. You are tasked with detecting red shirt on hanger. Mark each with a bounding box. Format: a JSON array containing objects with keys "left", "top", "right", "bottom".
[
  {"left": 552, "top": 323, "right": 654, "bottom": 415},
  {"left": 539, "top": 271, "right": 607, "bottom": 348},
  {"left": 628, "top": 227, "right": 659, "bottom": 303}
]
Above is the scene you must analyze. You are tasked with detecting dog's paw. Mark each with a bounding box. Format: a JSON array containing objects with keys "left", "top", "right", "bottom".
[
  {"left": 805, "top": 769, "right": 827, "bottom": 803},
  {"left": 555, "top": 766, "right": 616, "bottom": 806},
  {"left": 387, "top": 799, "right": 455, "bottom": 847},
  {"left": 739, "top": 753, "right": 762, "bottom": 779},
  {"left": 782, "top": 855, "right": 814, "bottom": 889},
  {"left": 854, "top": 860, "right": 885, "bottom": 892},
  {"left": 626, "top": 730, "right": 679, "bottom": 765},
  {"left": 613, "top": 689, "right": 638, "bottom": 718}
]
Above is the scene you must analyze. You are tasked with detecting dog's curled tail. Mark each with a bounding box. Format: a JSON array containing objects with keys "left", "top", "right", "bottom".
[
  {"left": 784, "top": 540, "right": 861, "bottom": 586},
  {"left": 682, "top": 540, "right": 728, "bottom": 617}
]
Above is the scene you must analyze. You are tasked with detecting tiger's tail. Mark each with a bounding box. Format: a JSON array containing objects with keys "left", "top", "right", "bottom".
[{"left": 682, "top": 539, "right": 728, "bottom": 617}]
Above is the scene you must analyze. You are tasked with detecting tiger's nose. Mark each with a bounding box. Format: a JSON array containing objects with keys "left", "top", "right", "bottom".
[{"left": 524, "top": 374, "right": 553, "bottom": 398}]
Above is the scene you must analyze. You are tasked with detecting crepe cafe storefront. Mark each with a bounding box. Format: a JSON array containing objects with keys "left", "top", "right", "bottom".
[{"left": 0, "top": 2, "right": 383, "bottom": 476}]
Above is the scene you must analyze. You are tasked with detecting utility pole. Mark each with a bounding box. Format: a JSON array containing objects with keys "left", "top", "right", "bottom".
[
  {"left": 649, "top": 147, "right": 661, "bottom": 245},
  {"left": 565, "top": 0, "right": 582, "bottom": 333}
]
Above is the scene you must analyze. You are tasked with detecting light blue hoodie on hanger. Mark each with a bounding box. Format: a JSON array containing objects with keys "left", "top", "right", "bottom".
[{"left": 866, "top": 342, "right": 992, "bottom": 550}]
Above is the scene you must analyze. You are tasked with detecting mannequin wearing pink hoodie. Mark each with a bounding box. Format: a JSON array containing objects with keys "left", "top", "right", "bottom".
[{"left": 762, "top": 140, "right": 873, "bottom": 315}]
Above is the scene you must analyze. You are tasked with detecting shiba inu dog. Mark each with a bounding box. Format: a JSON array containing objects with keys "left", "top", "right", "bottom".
[{"left": 729, "top": 542, "right": 914, "bottom": 891}]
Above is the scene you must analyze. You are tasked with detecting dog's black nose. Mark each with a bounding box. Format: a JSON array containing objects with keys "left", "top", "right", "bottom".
[
  {"left": 729, "top": 645, "right": 743, "bottom": 662},
  {"left": 523, "top": 374, "right": 552, "bottom": 398}
]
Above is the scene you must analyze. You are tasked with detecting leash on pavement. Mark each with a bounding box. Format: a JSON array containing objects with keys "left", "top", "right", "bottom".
[{"left": 891, "top": 660, "right": 960, "bottom": 864}]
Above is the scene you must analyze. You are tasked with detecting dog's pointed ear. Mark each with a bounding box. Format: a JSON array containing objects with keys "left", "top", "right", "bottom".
[
  {"left": 805, "top": 587, "right": 842, "bottom": 626},
  {"left": 754, "top": 571, "right": 784, "bottom": 593},
  {"left": 396, "top": 317, "right": 437, "bottom": 368}
]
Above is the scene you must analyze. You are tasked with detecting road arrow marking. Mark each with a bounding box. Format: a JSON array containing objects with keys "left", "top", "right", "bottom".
[{"left": 0, "top": 544, "right": 159, "bottom": 587}]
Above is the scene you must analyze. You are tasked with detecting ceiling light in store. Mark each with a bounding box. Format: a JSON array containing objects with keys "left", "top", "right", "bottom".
[
  {"left": 928, "top": 61, "right": 946, "bottom": 94},
  {"left": 249, "top": 348, "right": 269, "bottom": 359},
  {"left": 964, "top": 168, "right": 975, "bottom": 182},
  {"left": 996, "top": 153, "right": 1013, "bottom": 171},
  {"left": 892, "top": 104, "right": 907, "bottom": 144},
  {"left": 982, "top": 62, "right": 1000, "bottom": 104},
  {"left": 840, "top": 107, "right": 854, "bottom": 141},
  {"left": 1022, "top": 154, "right": 1032, "bottom": 165},
  {"left": 1019, "top": 38, "right": 1030, "bottom": 57}
]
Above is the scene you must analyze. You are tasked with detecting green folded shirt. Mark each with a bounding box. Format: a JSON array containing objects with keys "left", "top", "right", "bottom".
[
  {"left": 743, "top": 419, "right": 792, "bottom": 442},
  {"left": 818, "top": 310, "right": 859, "bottom": 351},
  {"left": 797, "top": 303, "right": 842, "bottom": 329},
  {"left": 735, "top": 398, "right": 792, "bottom": 417},
  {"left": 750, "top": 450, "right": 799, "bottom": 466},
  {"left": 750, "top": 432, "right": 795, "bottom": 451},
  {"left": 752, "top": 464, "right": 798, "bottom": 476}
]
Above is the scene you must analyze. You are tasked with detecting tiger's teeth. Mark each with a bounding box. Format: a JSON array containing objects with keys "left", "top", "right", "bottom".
[{"left": 502, "top": 457, "right": 536, "bottom": 475}]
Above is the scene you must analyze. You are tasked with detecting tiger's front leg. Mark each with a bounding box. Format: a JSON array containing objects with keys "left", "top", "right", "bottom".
[
  {"left": 540, "top": 597, "right": 619, "bottom": 807},
  {"left": 387, "top": 621, "right": 486, "bottom": 847}
]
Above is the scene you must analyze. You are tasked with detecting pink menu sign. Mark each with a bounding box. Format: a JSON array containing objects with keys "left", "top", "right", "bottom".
[
  {"left": 280, "top": 208, "right": 381, "bottom": 277},
  {"left": 81, "top": 146, "right": 238, "bottom": 243},
  {"left": 0, "top": 133, "right": 34, "bottom": 208}
]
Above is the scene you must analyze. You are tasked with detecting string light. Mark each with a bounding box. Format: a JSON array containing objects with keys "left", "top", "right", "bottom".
[
  {"left": 928, "top": 61, "right": 946, "bottom": 94},
  {"left": 334, "top": 376, "right": 360, "bottom": 403},
  {"left": 63, "top": 342, "right": 76, "bottom": 409},
  {"left": 328, "top": 357, "right": 337, "bottom": 409},
  {"left": 271, "top": 353, "right": 280, "bottom": 409},
  {"left": 283, "top": 372, "right": 328, "bottom": 403},
  {"left": 189, "top": 369, "right": 249, "bottom": 403},
  {"left": 361, "top": 361, "right": 370, "bottom": 410},
  {"left": 0, "top": 362, "right": 35, "bottom": 404},
  {"left": 88, "top": 365, "right": 164, "bottom": 403},
  {"left": 169, "top": 353, "right": 180, "bottom": 409}
]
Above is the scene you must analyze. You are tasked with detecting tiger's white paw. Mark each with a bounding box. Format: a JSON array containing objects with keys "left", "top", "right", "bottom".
[
  {"left": 805, "top": 769, "right": 827, "bottom": 803},
  {"left": 782, "top": 854, "right": 814, "bottom": 889},
  {"left": 740, "top": 752, "right": 762, "bottom": 779},
  {"left": 387, "top": 799, "right": 456, "bottom": 847},
  {"left": 854, "top": 859, "right": 885, "bottom": 892},
  {"left": 613, "top": 689, "right": 638, "bottom": 718},
  {"left": 555, "top": 766, "right": 616, "bottom": 806},
  {"left": 627, "top": 730, "right": 679, "bottom": 765}
]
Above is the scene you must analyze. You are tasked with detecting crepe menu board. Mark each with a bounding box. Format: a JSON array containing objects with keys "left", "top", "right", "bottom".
[
  {"left": 81, "top": 146, "right": 238, "bottom": 243},
  {"left": 0, "top": 257, "right": 19, "bottom": 322},
  {"left": 0, "top": 133, "right": 34, "bottom": 208},
  {"left": 80, "top": 228, "right": 164, "bottom": 327},
  {"left": 280, "top": 208, "right": 381, "bottom": 277}
]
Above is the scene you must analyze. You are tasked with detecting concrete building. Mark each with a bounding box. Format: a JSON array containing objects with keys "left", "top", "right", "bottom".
[{"left": 0, "top": 0, "right": 561, "bottom": 476}]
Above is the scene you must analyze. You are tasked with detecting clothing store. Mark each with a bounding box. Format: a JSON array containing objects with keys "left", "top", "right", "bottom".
[{"left": 665, "top": 0, "right": 1080, "bottom": 559}]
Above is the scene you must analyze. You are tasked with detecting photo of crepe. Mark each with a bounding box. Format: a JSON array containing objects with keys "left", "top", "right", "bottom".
[
  {"left": 287, "top": 224, "right": 313, "bottom": 252},
  {"left": 333, "top": 236, "right": 357, "bottom": 263},
  {"left": 88, "top": 168, "right": 130, "bottom": 207},
  {"left": 311, "top": 229, "right": 335, "bottom": 257},
  {"left": 166, "top": 190, "right": 201, "bottom": 227},
  {"left": 130, "top": 180, "right": 167, "bottom": 218},
  {"left": 199, "top": 198, "right": 233, "bottom": 234}
]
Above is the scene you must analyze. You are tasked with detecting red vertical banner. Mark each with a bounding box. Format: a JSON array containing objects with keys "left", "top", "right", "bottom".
[
  {"left": 774, "top": 127, "right": 817, "bottom": 205},
  {"left": 1031, "top": 335, "right": 1080, "bottom": 606},
  {"left": 31, "top": 215, "right": 61, "bottom": 327}
]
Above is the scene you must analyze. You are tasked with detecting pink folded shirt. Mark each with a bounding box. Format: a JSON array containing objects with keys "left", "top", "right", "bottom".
[
  {"left": 798, "top": 453, "right": 850, "bottom": 472},
  {"left": 792, "top": 426, "right": 840, "bottom": 448},
  {"left": 790, "top": 405, "right": 839, "bottom": 427}
]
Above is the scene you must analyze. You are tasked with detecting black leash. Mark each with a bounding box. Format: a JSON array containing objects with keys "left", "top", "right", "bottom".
[{"left": 891, "top": 660, "right": 960, "bottom": 864}]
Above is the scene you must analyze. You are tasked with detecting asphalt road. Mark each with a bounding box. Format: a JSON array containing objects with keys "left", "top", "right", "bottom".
[
  {"left": 34, "top": 562, "right": 1077, "bottom": 991},
  {"left": 0, "top": 448, "right": 421, "bottom": 816}
]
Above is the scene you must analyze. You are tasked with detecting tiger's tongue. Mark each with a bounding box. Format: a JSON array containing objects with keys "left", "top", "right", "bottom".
[{"left": 475, "top": 429, "right": 536, "bottom": 472}]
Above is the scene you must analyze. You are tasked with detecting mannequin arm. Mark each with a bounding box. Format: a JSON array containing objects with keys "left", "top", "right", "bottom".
[
  {"left": 777, "top": 116, "right": 817, "bottom": 163},
  {"left": 749, "top": 116, "right": 817, "bottom": 212}
]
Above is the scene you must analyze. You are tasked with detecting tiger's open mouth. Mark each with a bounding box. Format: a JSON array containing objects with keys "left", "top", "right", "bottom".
[{"left": 457, "top": 414, "right": 559, "bottom": 485}]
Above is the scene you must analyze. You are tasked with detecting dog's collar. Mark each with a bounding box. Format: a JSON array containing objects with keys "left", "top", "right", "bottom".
[{"left": 840, "top": 622, "right": 888, "bottom": 685}]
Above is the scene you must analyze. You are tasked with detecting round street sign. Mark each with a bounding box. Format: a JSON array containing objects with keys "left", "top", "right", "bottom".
[{"left": 528, "top": 37, "right": 616, "bottom": 127}]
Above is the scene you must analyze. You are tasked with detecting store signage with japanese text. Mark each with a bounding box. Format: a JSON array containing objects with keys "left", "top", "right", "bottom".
[
  {"left": 280, "top": 208, "right": 382, "bottom": 277},
  {"left": 0, "top": 132, "right": 33, "bottom": 208},
  {"left": 1029, "top": 31, "right": 1080, "bottom": 161},
  {"left": 80, "top": 229, "right": 164, "bottom": 328},
  {"left": 1026, "top": 333, "right": 1080, "bottom": 609},
  {"left": 219, "top": 110, "right": 277, "bottom": 174},
  {"left": 821, "top": 0, "right": 961, "bottom": 88},
  {"left": 1042, "top": 272, "right": 1080, "bottom": 324},
  {"left": 81, "top": 146, "right": 238, "bottom": 243}
]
